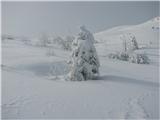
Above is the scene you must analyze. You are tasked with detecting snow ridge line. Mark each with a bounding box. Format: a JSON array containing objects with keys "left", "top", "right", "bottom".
[{"left": 1, "top": 64, "right": 34, "bottom": 76}]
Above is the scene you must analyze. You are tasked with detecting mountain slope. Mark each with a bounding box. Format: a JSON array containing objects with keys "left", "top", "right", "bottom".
[{"left": 94, "top": 17, "right": 159, "bottom": 48}]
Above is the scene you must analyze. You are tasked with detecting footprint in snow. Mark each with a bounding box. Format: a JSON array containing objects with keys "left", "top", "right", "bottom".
[{"left": 124, "top": 95, "right": 150, "bottom": 119}]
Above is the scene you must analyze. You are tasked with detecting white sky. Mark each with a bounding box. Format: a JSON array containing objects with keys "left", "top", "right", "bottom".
[{"left": 2, "top": 1, "right": 159, "bottom": 37}]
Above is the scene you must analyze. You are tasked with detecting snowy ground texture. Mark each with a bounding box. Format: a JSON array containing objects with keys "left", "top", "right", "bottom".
[{"left": 2, "top": 17, "right": 160, "bottom": 119}]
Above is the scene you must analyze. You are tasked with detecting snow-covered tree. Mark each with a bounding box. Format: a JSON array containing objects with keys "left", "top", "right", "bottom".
[
  {"left": 53, "top": 36, "right": 64, "bottom": 45},
  {"left": 64, "top": 35, "right": 75, "bottom": 50},
  {"left": 120, "top": 33, "right": 139, "bottom": 53},
  {"left": 68, "top": 26, "right": 100, "bottom": 81},
  {"left": 60, "top": 35, "right": 74, "bottom": 51},
  {"left": 51, "top": 35, "right": 73, "bottom": 51},
  {"left": 129, "top": 33, "right": 138, "bottom": 50},
  {"left": 120, "top": 34, "right": 128, "bottom": 53}
]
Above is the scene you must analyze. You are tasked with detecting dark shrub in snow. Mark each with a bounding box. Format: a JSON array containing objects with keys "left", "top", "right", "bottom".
[
  {"left": 108, "top": 52, "right": 129, "bottom": 61},
  {"left": 129, "top": 53, "right": 150, "bottom": 64},
  {"left": 108, "top": 53, "right": 119, "bottom": 59},
  {"left": 108, "top": 52, "right": 149, "bottom": 64},
  {"left": 118, "top": 52, "right": 129, "bottom": 61}
]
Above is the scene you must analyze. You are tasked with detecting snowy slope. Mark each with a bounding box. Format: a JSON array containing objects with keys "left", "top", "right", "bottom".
[
  {"left": 1, "top": 17, "right": 160, "bottom": 119},
  {"left": 94, "top": 17, "right": 159, "bottom": 52}
]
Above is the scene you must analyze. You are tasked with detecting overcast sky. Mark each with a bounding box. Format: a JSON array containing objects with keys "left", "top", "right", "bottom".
[{"left": 2, "top": 1, "right": 159, "bottom": 37}]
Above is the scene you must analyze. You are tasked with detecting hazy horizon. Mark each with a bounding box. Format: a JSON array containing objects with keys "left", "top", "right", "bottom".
[{"left": 2, "top": 1, "right": 159, "bottom": 38}]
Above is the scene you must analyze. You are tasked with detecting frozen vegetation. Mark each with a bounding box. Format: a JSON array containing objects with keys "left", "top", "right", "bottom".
[
  {"left": 68, "top": 26, "right": 100, "bottom": 81},
  {"left": 1, "top": 17, "right": 160, "bottom": 119}
]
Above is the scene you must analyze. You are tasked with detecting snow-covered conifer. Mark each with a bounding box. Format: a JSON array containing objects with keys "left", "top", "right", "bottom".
[{"left": 68, "top": 26, "right": 100, "bottom": 81}]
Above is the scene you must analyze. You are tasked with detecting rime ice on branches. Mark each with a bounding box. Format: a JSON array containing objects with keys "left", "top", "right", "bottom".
[{"left": 68, "top": 26, "right": 100, "bottom": 81}]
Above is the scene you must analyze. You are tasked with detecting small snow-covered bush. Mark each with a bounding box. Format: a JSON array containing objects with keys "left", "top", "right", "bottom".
[
  {"left": 52, "top": 36, "right": 74, "bottom": 51},
  {"left": 61, "top": 40, "right": 72, "bottom": 51},
  {"left": 108, "top": 52, "right": 129, "bottom": 60},
  {"left": 108, "top": 53, "right": 119, "bottom": 59},
  {"left": 2, "top": 34, "right": 15, "bottom": 40},
  {"left": 108, "top": 52, "right": 149, "bottom": 64},
  {"left": 108, "top": 52, "right": 129, "bottom": 61},
  {"left": 118, "top": 52, "right": 129, "bottom": 61},
  {"left": 52, "top": 36, "right": 64, "bottom": 45},
  {"left": 129, "top": 53, "right": 150, "bottom": 64},
  {"left": 64, "top": 36, "right": 75, "bottom": 50}
]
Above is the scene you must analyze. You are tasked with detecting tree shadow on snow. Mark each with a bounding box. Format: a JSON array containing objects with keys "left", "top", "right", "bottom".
[{"left": 94, "top": 75, "right": 159, "bottom": 87}]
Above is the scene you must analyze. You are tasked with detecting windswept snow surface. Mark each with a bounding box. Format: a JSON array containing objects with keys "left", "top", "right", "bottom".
[{"left": 2, "top": 18, "right": 159, "bottom": 119}]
